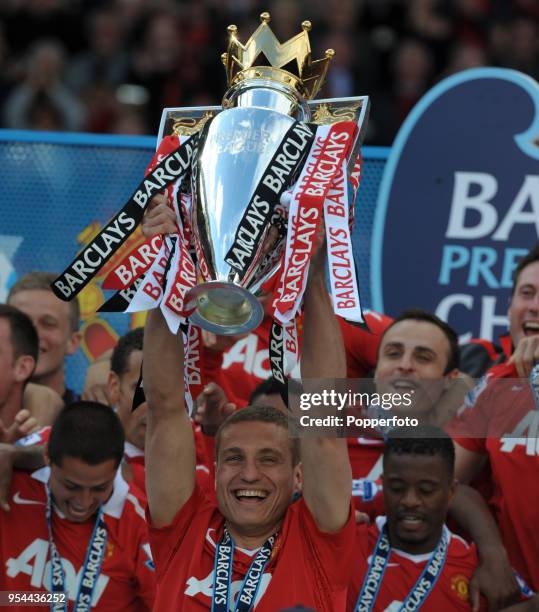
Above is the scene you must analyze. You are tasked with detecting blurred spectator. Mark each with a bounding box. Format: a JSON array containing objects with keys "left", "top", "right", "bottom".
[
  {"left": 65, "top": 7, "right": 129, "bottom": 95},
  {"left": 443, "top": 41, "right": 488, "bottom": 77},
  {"left": 8, "top": 271, "right": 81, "bottom": 406},
  {"left": 2, "top": 38, "right": 85, "bottom": 131},
  {"left": 127, "top": 11, "right": 185, "bottom": 130},
  {"left": 369, "top": 37, "right": 434, "bottom": 145},
  {"left": 0, "top": 0, "right": 534, "bottom": 142},
  {"left": 501, "top": 16, "right": 539, "bottom": 80}
]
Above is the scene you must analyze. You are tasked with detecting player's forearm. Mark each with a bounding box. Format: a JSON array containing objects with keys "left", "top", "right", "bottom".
[
  {"left": 300, "top": 260, "right": 351, "bottom": 531},
  {"left": 0, "top": 443, "right": 45, "bottom": 470},
  {"left": 449, "top": 483, "right": 506, "bottom": 553},
  {"left": 11, "top": 444, "right": 46, "bottom": 470},
  {"left": 301, "top": 266, "right": 346, "bottom": 380},
  {"left": 143, "top": 308, "right": 186, "bottom": 418}
]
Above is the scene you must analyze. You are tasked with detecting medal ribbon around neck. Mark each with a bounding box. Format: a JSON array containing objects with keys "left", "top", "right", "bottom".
[
  {"left": 46, "top": 488, "right": 108, "bottom": 611},
  {"left": 354, "top": 524, "right": 449, "bottom": 612},
  {"left": 211, "top": 527, "right": 276, "bottom": 612}
]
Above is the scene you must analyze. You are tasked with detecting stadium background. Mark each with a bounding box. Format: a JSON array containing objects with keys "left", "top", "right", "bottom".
[{"left": 0, "top": 0, "right": 537, "bottom": 392}]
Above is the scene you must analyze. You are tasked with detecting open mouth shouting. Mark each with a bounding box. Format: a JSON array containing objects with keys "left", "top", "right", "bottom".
[{"left": 523, "top": 321, "right": 539, "bottom": 337}]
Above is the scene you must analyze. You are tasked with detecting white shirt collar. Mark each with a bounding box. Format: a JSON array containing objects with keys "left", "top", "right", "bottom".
[
  {"left": 374, "top": 516, "right": 451, "bottom": 563},
  {"left": 124, "top": 441, "right": 145, "bottom": 458},
  {"left": 31, "top": 466, "right": 129, "bottom": 519}
]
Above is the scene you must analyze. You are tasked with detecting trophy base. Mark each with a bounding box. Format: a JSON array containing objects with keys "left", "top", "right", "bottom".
[{"left": 187, "top": 282, "right": 264, "bottom": 335}]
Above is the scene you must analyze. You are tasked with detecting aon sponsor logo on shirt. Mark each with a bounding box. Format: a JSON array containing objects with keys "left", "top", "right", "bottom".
[
  {"left": 500, "top": 411, "right": 539, "bottom": 456},
  {"left": 223, "top": 335, "right": 271, "bottom": 379},
  {"left": 6, "top": 538, "right": 109, "bottom": 604}
]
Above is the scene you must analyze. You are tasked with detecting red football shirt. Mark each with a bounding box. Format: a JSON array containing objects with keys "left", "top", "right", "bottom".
[
  {"left": 200, "top": 317, "right": 274, "bottom": 408},
  {"left": 0, "top": 468, "right": 155, "bottom": 611},
  {"left": 149, "top": 485, "right": 356, "bottom": 611},
  {"left": 347, "top": 518, "right": 485, "bottom": 611},
  {"left": 347, "top": 436, "right": 385, "bottom": 482},
  {"left": 450, "top": 362, "right": 539, "bottom": 589},
  {"left": 200, "top": 311, "right": 389, "bottom": 408},
  {"left": 123, "top": 431, "right": 213, "bottom": 497}
]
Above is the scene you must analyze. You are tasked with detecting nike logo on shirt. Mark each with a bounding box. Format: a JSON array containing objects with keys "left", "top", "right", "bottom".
[{"left": 13, "top": 492, "right": 45, "bottom": 505}]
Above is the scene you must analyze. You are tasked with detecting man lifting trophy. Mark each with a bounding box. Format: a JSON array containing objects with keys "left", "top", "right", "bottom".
[{"left": 52, "top": 11, "right": 369, "bottom": 397}]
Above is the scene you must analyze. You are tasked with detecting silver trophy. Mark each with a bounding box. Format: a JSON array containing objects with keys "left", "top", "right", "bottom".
[{"left": 158, "top": 13, "right": 370, "bottom": 335}]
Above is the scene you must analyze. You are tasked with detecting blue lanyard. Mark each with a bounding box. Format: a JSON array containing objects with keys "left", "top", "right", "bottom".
[
  {"left": 46, "top": 489, "right": 108, "bottom": 611},
  {"left": 355, "top": 525, "right": 449, "bottom": 612},
  {"left": 211, "top": 528, "right": 275, "bottom": 612}
]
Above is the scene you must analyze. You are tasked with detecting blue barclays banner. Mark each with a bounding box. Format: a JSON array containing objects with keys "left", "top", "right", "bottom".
[
  {"left": 0, "top": 130, "right": 387, "bottom": 393},
  {"left": 372, "top": 68, "right": 539, "bottom": 343}
]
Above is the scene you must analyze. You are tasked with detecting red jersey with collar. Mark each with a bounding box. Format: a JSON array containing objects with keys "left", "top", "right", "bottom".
[
  {"left": 339, "top": 311, "right": 392, "bottom": 378},
  {"left": 0, "top": 468, "right": 155, "bottom": 611},
  {"left": 347, "top": 520, "right": 485, "bottom": 611},
  {"left": 149, "top": 484, "right": 356, "bottom": 611},
  {"left": 123, "top": 426, "right": 213, "bottom": 496},
  {"left": 450, "top": 361, "right": 539, "bottom": 589},
  {"left": 347, "top": 436, "right": 385, "bottom": 482}
]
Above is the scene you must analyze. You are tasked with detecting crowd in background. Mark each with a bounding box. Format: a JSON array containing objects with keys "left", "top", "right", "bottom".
[{"left": 0, "top": 0, "right": 537, "bottom": 144}]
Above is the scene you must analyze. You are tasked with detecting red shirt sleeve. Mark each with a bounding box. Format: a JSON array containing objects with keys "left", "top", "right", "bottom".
[
  {"left": 147, "top": 484, "right": 210, "bottom": 580},
  {"left": 447, "top": 377, "right": 493, "bottom": 455},
  {"left": 125, "top": 492, "right": 157, "bottom": 609},
  {"left": 296, "top": 497, "right": 357, "bottom": 591},
  {"left": 339, "top": 312, "right": 393, "bottom": 378}
]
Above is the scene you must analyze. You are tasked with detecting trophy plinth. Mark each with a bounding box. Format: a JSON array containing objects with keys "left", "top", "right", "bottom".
[{"left": 188, "top": 281, "right": 264, "bottom": 335}]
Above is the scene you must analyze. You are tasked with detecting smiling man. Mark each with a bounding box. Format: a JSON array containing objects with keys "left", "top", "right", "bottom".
[
  {"left": 0, "top": 401, "right": 155, "bottom": 610},
  {"left": 348, "top": 308, "right": 461, "bottom": 482},
  {"left": 142, "top": 216, "right": 355, "bottom": 610},
  {"left": 347, "top": 427, "right": 534, "bottom": 611},
  {"left": 8, "top": 271, "right": 81, "bottom": 404},
  {"left": 450, "top": 245, "right": 539, "bottom": 592}
]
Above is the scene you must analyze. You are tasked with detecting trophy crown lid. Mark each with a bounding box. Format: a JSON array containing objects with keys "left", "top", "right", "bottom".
[{"left": 222, "top": 11, "right": 333, "bottom": 100}]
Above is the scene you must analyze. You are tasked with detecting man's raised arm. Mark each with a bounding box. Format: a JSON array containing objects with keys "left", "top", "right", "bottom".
[
  {"left": 299, "top": 250, "right": 352, "bottom": 533},
  {"left": 143, "top": 308, "right": 196, "bottom": 527}
]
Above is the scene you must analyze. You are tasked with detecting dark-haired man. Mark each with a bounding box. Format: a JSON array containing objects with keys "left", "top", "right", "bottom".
[
  {"left": 8, "top": 271, "right": 81, "bottom": 405},
  {"left": 108, "top": 327, "right": 211, "bottom": 494},
  {"left": 0, "top": 401, "right": 155, "bottom": 609},
  {"left": 0, "top": 304, "right": 43, "bottom": 443},
  {"left": 348, "top": 308, "right": 462, "bottom": 481},
  {"left": 451, "top": 245, "right": 539, "bottom": 592},
  {"left": 347, "top": 427, "right": 535, "bottom": 611},
  {"left": 143, "top": 216, "right": 355, "bottom": 609},
  {"left": 108, "top": 328, "right": 147, "bottom": 463}
]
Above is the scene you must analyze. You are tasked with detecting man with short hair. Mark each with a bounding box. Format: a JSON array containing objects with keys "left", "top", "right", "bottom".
[
  {"left": 451, "top": 245, "right": 539, "bottom": 592},
  {"left": 108, "top": 327, "right": 211, "bottom": 494},
  {"left": 0, "top": 401, "right": 155, "bottom": 609},
  {"left": 108, "top": 328, "right": 147, "bottom": 454},
  {"left": 143, "top": 226, "right": 355, "bottom": 610},
  {"left": 347, "top": 427, "right": 535, "bottom": 611},
  {"left": 0, "top": 304, "right": 41, "bottom": 443},
  {"left": 348, "top": 307, "right": 462, "bottom": 481},
  {"left": 8, "top": 271, "right": 81, "bottom": 404}
]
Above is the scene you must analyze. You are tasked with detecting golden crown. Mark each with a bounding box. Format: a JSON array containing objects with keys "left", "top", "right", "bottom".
[{"left": 222, "top": 12, "right": 334, "bottom": 100}]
